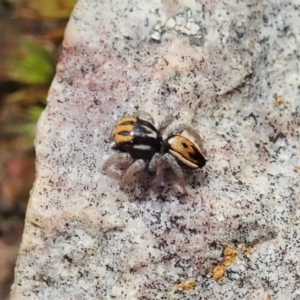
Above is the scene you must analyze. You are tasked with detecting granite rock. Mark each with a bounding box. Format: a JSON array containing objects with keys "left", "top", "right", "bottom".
[{"left": 11, "top": 0, "right": 300, "bottom": 299}]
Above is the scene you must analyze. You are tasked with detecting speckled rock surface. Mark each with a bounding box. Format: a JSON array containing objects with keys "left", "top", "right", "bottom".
[{"left": 11, "top": 0, "right": 300, "bottom": 299}]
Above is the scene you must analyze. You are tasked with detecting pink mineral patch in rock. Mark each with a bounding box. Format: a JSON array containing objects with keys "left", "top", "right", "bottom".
[{"left": 11, "top": 0, "right": 300, "bottom": 299}]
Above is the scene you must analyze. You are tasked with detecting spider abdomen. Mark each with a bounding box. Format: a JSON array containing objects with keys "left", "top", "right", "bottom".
[{"left": 163, "top": 134, "right": 206, "bottom": 168}]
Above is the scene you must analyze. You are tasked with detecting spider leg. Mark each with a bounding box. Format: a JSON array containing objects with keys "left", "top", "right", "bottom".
[
  {"left": 165, "top": 123, "right": 207, "bottom": 157},
  {"left": 120, "top": 159, "right": 146, "bottom": 189},
  {"left": 157, "top": 114, "right": 174, "bottom": 131},
  {"left": 163, "top": 153, "right": 188, "bottom": 195},
  {"left": 151, "top": 155, "right": 165, "bottom": 188},
  {"left": 148, "top": 153, "right": 160, "bottom": 173},
  {"left": 102, "top": 153, "right": 133, "bottom": 171},
  {"left": 135, "top": 111, "right": 155, "bottom": 124}
]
